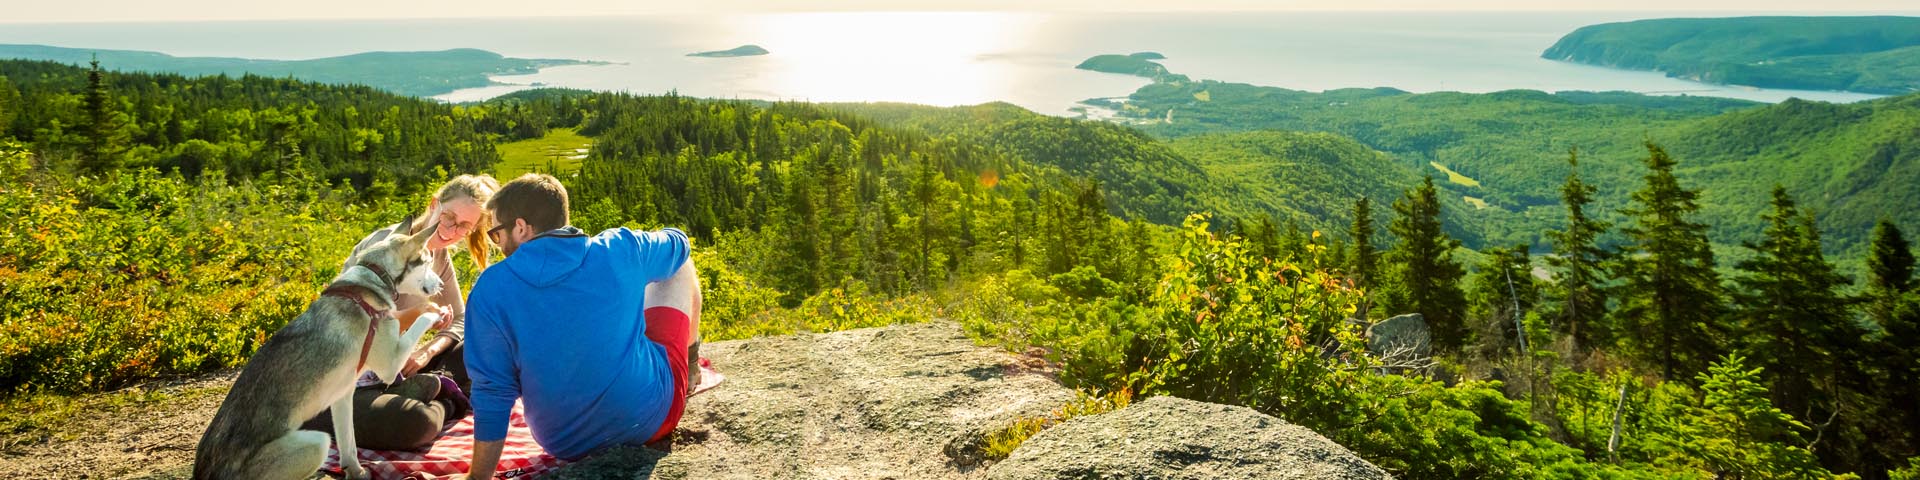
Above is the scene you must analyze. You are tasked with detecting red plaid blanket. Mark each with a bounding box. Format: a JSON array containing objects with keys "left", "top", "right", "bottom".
[
  {"left": 321, "top": 399, "right": 563, "bottom": 480},
  {"left": 319, "top": 362, "right": 724, "bottom": 479}
]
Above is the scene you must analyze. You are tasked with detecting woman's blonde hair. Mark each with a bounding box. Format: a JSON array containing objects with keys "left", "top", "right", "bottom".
[{"left": 422, "top": 174, "right": 502, "bottom": 271}]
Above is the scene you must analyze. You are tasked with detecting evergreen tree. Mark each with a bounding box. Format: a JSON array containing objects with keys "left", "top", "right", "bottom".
[
  {"left": 1349, "top": 196, "right": 1378, "bottom": 291},
  {"left": 80, "top": 58, "right": 121, "bottom": 174},
  {"left": 1732, "top": 186, "right": 1860, "bottom": 428},
  {"left": 1867, "top": 219, "right": 1915, "bottom": 327},
  {"left": 1349, "top": 196, "right": 1379, "bottom": 318},
  {"left": 1613, "top": 142, "right": 1726, "bottom": 382},
  {"left": 1864, "top": 221, "right": 1920, "bottom": 472},
  {"left": 1544, "top": 148, "right": 1612, "bottom": 353},
  {"left": 1677, "top": 354, "right": 1831, "bottom": 480},
  {"left": 1382, "top": 176, "right": 1469, "bottom": 350},
  {"left": 1245, "top": 214, "right": 1281, "bottom": 261}
]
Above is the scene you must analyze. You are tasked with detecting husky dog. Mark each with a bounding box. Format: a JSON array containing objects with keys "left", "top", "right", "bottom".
[{"left": 194, "top": 216, "right": 446, "bottom": 480}]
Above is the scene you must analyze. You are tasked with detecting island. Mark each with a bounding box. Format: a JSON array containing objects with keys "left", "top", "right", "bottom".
[
  {"left": 688, "top": 45, "right": 769, "bottom": 58},
  {"left": 1542, "top": 16, "right": 1920, "bottom": 95},
  {"left": 0, "top": 44, "right": 601, "bottom": 97},
  {"left": 1075, "top": 52, "right": 1187, "bottom": 83}
]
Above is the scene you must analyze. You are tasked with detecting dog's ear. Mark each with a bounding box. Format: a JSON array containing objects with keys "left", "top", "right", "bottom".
[
  {"left": 396, "top": 214, "right": 418, "bottom": 236},
  {"left": 397, "top": 213, "right": 441, "bottom": 254}
]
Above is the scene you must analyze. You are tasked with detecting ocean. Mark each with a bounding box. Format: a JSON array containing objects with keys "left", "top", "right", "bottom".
[{"left": 0, "top": 11, "right": 1905, "bottom": 115}]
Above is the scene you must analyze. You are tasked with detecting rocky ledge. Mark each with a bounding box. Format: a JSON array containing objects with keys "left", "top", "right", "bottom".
[{"left": 549, "top": 321, "right": 1390, "bottom": 479}]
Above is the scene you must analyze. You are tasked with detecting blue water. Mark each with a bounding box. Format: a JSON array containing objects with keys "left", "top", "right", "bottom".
[{"left": 0, "top": 11, "right": 1907, "bottom": 115}]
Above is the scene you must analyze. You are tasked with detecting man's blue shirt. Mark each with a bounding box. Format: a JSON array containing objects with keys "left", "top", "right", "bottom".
[{"left": 464, "top": 226, "right": 689, "bottom": 460}]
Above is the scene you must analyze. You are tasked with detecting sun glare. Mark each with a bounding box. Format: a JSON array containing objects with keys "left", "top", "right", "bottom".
[{"left": 737, "top": 12, "right": 1041, "bottom": 105}]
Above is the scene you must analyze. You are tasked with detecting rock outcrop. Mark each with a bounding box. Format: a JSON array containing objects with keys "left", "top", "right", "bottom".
[
  {"left": 548, "top": 321, "right": 1071, "bottom": 479},
  {"left": 551, "top": 321, "right": 1392, "bottom": 479},
  {"left": 986, "top": 396, "right": 1391, "bottom": 480}
]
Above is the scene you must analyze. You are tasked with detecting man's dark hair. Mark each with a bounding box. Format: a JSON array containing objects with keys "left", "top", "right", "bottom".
[{"left": 488, "top": 173, "right": 570, "bottom": 232}]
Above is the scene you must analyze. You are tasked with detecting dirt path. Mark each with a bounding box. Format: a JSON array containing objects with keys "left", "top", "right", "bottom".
[{"left": 0, "top": 369, "right": 239, "bottom": 479}]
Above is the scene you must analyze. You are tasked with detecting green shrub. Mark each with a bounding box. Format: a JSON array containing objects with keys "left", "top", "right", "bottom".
[{"left": 0, "top": 145, "right": 371, "bottom": 395}]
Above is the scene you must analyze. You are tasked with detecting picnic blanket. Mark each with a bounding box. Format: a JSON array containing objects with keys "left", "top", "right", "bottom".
[{"left": 320, "top": 361, "right": 724, "bottom": 479}]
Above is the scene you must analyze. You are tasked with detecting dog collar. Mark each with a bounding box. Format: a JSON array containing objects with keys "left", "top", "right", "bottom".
[
  {"left": 360, "top": 262, "right": 395, "bottom": 292},
  {"left": 320, "top": 285, "right": 386, "bottom": 372}
]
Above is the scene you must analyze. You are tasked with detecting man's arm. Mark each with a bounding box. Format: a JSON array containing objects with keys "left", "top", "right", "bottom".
[
  {"left": 465, "top": 439, "right": 504, "bottom": 479},
  {"left": 619, "top": 227, "right": 691, "bottom": 283},
  {"left": 462, "top": 286, "right": 520, "bottom": 474}
]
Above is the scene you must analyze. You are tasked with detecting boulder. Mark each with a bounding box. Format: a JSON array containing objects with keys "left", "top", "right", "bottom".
[
  {"left": 1367, "top": 313, "right": 1431, "bottom": 370},
  {"left": 985, "top": 396, "right": 1392, "bottom": 480}
]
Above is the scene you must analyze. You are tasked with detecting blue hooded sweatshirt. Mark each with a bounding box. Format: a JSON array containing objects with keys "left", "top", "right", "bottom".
[{"left": 463, "top": 226, "right": 689, "bottom": 460}]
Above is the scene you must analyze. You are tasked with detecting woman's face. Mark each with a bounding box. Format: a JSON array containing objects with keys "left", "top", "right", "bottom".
[{"left": 428, "top": 197, "right": 484, "bottom": 251}]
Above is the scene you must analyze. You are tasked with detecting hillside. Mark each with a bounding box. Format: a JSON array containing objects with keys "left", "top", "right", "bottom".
[
  {"left": 0, "top": 44, "right": 597, "bottom": 97},
  {"left": 1541, "top": 16, "right": 1920, "bottom": 94},
  {"left": 1167, "top": 130, "right": 1423, "bottom": 234},
  {"left": 1101, "top": 69, "right": 1920, "bottom": 257}
]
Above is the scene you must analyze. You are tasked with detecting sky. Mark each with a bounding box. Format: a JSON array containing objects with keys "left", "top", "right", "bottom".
[{"left": 5, "top": 0, "right": 1917, "bottom": 23}]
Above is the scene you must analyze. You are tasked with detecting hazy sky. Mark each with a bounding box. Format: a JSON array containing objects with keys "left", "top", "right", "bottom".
[{"left": 6, "top": 0, "right": 1917, "bottom": 23}]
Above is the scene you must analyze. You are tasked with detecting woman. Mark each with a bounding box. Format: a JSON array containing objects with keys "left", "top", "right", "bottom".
[{"left": 301, "top": 174, "right": 500, "bottom": 451}]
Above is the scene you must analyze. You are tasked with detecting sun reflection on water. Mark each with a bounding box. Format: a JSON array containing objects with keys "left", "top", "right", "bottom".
[{"left": 729, "top": 12, "right": 1043, "bottom": 106}]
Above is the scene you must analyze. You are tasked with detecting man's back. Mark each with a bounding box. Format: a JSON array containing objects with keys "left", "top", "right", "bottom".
[{"left": 464, "top": 226, "right": 690, "bottom": 460}]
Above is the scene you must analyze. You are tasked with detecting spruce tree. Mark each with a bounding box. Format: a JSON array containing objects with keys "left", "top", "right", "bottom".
[
  {"left": 1613, "top": 142, "right": 1726, "bottom": 382},
  {"left": 1867, "top": 219, "right": 1915, "bottom": 327},
  {"left": 1349, "top": 196, "right": 1378, "bottom": 292},
  {"left": 80, "top": 57, "right": 121, "bottom": 174},
  {"left": 1545, "top": 148, "right": 1613, "bottom": 353},
  {"left": 1382, "top": 176, "right": 1469, "bottom": 350},
  {"left": 1732, "top": 186, "right": 1860, "bottom": 424}
]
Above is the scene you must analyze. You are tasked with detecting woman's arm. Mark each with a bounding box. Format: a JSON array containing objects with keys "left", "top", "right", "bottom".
[{"left": 402, "top": 249, "right": 464, "bottom": 376}]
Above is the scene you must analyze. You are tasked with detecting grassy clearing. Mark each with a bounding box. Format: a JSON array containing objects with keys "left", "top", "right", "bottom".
[
  {"left": 495, "top": 127, "right": 592, "bottom": 178},
  {"left": 1428, "top": 161, "right": 1482, "bottom": 188},
  {"left": 1463, "top": 196, "right": 1491, "bottom": 209}
]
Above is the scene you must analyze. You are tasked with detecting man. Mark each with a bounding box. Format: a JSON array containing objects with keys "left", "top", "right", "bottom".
[{"left": 457, "top": 173, "right": 700, "bottom": 478}]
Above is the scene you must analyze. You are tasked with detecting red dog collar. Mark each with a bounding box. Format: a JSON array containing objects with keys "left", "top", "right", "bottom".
[{"left": 320, "top": 285, "right": 385, "bottom": 372}]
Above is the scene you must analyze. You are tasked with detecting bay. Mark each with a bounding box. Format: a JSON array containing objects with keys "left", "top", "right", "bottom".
[{"left": 0, "top": 11, "right": 1905, "bottom": 116}]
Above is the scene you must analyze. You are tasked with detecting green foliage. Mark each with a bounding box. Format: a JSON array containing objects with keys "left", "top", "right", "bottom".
[
  {"left": 1612, "top": 142, "right": 1726, "bottom": 382},
  {"left": 1541, "top": 16, "right": 1920, "bottom": 94},
  {"left": 1866, "top": 219, "right": 1914, "bottom": 326},
  {"left": 1731, "top": 187, "right": 1862, "bottom": 437},
  {"left": 1466, "top": 245, "right": 1538, "bottom": 359},
  {"left": 1074, "top": 53, "right": 1187, "bottom": 82},
  {"left": 0, "top": 59, "right": 503, "bottom": 192},
  {"left": 1892, "top": 458, "right": 1920, "bottom": 480},
  {"left": 1545, "top": 148, "right": 1613, "bottom": 353},
  {"left": 0, "top": 45, "right": 594, "bottom": 97},
  {"left": 1349, "top": 195, "right": 1379, "bottom": 294},
  {"left": 1380, "top": 177, "right": 1470, "bottom": 351},
  {"left": 1141, "top": 214, "right": 1370, "bottom": 419},
  {"left": 1113, "top": 73, "right": 1920, "bottom": 260},
  {"left": 1664, "top": 354, "right": 1833, "bottom": 479},
  {"left": 978, "top": 388, "right": 1133, "bottom": 462},
  {"left": 0, "top": 146, "right": 370, "bottom": 394},
  {"left": 1165, "top": 130, "right": 1418, "bottom": 238}
]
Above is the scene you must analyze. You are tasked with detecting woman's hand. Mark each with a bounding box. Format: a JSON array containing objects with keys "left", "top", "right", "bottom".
[
  {"left": 400, "top": 345, "right": 436, "bottom": 378},
  {"left": 430, "top": 304, "right": 454, "bottom": 331}
]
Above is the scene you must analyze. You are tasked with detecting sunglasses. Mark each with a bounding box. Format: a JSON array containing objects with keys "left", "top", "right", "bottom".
[{"left": 487, "top": 224, "right": 510, "bottom": 244}]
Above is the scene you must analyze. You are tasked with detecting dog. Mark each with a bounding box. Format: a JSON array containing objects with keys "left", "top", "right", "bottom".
[{"left": 194, "top": 216, "right": 446, "bottom": 480}]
